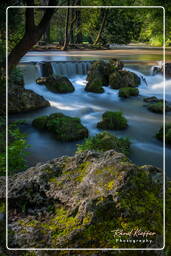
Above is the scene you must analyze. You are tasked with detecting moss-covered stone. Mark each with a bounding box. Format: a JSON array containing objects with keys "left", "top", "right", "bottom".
[
  {"left": 143, "top": 96, "right": 162, "bottom": 103},
  {"left": 1, "top": 149, "right": 163, "bottom": 249},
  {"left": 119, "top": 87, "right": 139, "bottom": 98},
  {"left": 97, "top": 111, "right": 128, "bottom": 130},
  {"left": 76, "top": 131, "right": 130, "bottom": 156},
  {"left": 44, "top": 75, "right": 75, "bottom": 93},
  {"left": 32, "top": 116, "right": 48, "bottom": 129},
  {"left": 32, "top": 113, "right": 88, "bottom": 142},
  {"left": 147, "top": 102, "right": 171, "bottom": 113},
  {"left": 109, "top": 70, "right": 140, "bottom": 89},
  {"left": 156, "top": 123, "right": 171, "bottom": 145},
  {"left": 85, "top": 79, "right": 104, "bottom": 93}
]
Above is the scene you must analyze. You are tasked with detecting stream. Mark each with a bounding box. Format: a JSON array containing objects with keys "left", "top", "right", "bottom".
[{"left": 10, "top": 51, "right": 171, "bottom": 176}]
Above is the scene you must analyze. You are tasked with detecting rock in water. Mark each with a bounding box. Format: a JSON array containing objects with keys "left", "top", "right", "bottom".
[
  {"left": 97, "top": 111, "right": 128, "bottom": 130},
  {"left": 8, "top": 68, "right": 50, "bottom": 113},
  {"left": 32, "top": 113, "right": 88, "bottom": 141},
  {"left": 109, "top": 70, "right": 140, "bottom": 89},
  {"left": 8, "top": 87, "right": 50, "bottom": 113},
  {"left": 156, "top": 123, "right": 171, "bottom": 145},
  {"left": 0, "top": 150, "right": 163, "bottom": 248},
  {"left": 119, "top": 87, "right": 139, "bottom": 98},
  {"left": 85, "top": 59, "right": 124, "bottom": 93},
  {"left": 44, "top": 75, "right": 75, "bottom": 93}
]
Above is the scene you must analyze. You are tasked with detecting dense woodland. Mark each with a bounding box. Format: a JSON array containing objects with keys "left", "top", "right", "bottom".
[{"left": 0, "top": 0, "right": 171, "bottom": 70}]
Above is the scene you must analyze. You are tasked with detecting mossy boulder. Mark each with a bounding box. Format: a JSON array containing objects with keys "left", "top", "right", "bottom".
[
  {"left": 156, "top": 123, "right": 171, "bottom": 145},
  {"left": 77, "top": 131, "right": 130, "bottom": 156},
  {"left": 86, "top": 60, "right": 124, "bottom": 89},
  {"left": 1, "top": 150, "right": 163, "bottom": 248},
  {"left": 32, "top": 116, "right": 48, "bottom": 129},
  {"left": 32, "top": 113, "right": 88, "bottom": 141},
  {"left": 119, "top": 87, "right": 139, "bottom": 98},
  {"left": 97, "top": 111, "right": 128, "bottom": 130},
  {"left": 85, "top": 79, "right": 104, "bottom": 93},
  {"left": 8, "top": 88, "right": 50, "bottom": 114},
  {"left": 147, "top": 102, "right": 171, "bottom": 113},
  {"left": 109, "top": 70, "right": 140, "bottom": 89},
  {"left": 44, "top": 75, "right": 75, "bottom": 93}
]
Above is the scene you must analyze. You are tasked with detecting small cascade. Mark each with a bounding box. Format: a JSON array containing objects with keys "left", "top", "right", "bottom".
[{"left": 51, "top": 60, "right": 93, "bottom": 76}]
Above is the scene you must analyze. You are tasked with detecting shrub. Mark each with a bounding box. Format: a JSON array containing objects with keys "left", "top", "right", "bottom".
[
  {"left": 97, "top": 111, "right": 128, "bottom": 130},
  {"left": 76, "top": 131, "right": 130, "bottom": 156},
  {"left": 0, "top": 118, "right": 29, "bottom": 176}
]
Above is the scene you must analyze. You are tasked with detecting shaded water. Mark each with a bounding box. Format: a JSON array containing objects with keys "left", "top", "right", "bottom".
[{"left": 10, "top": 51, "right": 171, "bottom": 176}]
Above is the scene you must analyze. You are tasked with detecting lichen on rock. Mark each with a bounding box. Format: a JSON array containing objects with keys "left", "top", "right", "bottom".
[{"left": 0, "top": 150, "right": 163, "bottom": 248}]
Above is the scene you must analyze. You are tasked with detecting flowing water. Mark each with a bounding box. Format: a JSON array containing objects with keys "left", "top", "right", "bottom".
[{"left": 10, "top": 51, "right": 171, "bottom": 176}]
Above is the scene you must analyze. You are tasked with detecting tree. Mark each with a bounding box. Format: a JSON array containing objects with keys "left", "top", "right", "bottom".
[
  {"left": 62, "top": 1, "right": 70, "bottom": 50},
  {"left": 8, "top": 0, "right": 57, "bottom": 73},
  {"left": 93, "top": 8, "right": 108, "bottom": 45}
]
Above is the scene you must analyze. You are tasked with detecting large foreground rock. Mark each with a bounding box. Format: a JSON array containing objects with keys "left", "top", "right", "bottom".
[
  {"left": 8, "top": 87, "right": 50, "bottom": 113},
  {"left": 0, "top": 150, "right": 163, "bottom": 248}
]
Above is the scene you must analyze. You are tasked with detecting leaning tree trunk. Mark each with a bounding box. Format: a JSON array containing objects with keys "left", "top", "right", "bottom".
[
  {"left": 8, "top": 0, "right": 57, "bottom": 73},
  {"left": 93, "top": 9, "right": 108, "bottom": 45},
  {"left": 62, "top": 3, "right": 70, "bottom": 51}
]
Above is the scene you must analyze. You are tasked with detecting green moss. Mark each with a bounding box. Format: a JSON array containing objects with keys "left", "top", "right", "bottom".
[
  {"left": 147, "top": 102, "right": 171, "bottom": 113},
  {"left": 0, "top": 202, "right": 5, "bottom": 213},
  {"left": 109, "top": 70, "right": 140, "bottom": 89},
  {"left": 77, "top": 131, "right": 130, "bottom": 156},
  {"left": 97, "top": 111, "right": 128, "bottom": 130},
  {"left": 156, "top": 123, "right": 171, "bottom": 145},
  {"left": 119, "top": 87, "right": 139, "bottom": 98},
  {"left": 32, "top": 113, "right": 88, "bottom": 142},
  {"left": 44, "top": 75, "right": 75, "bottom": 93},
  {"left": 32, "top": 116, "right": 48, "bottom": 129},
  {"left": 85, "top": 79, "right": 104, "bottom": 93}
]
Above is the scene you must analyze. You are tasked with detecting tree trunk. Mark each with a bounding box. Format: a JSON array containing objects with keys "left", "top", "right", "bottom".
[
  {"left": 69, "top": 8, "right": 76, "bottom": 44},
  {"left": 93, "top": 9, "right": 108, "bottom": 45},
  {"left": 75, "top": 0, "right": 82, "bottom": 44},
  {"left": 8, "top": 0, "right": 57, "bottom": 73},
  {"left": 62, "top": 4, "right": 70, "bottom": 51}
]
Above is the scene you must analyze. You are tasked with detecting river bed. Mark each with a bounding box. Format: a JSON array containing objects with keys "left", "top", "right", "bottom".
[{"left": 9, "top": 50, "right": 171, "bottom": 176}]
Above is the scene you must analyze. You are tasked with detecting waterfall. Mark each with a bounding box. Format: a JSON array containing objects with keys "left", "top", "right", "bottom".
[{"left": 34, "top": 60, "right": 93, "bottom": 77}]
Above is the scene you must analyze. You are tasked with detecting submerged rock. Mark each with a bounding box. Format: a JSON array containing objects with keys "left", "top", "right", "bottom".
[
  {"left": 44, "top": 75, "right": 75, "bottom": 93},
  {"left": 109, "top": 70, "right": 140, "bottom": 89},
  {"left": 119, "top": 87, "right": 139, "bottom": 98},
  {"left": 0, "top": 150, "right": 163, "bottom": 248},
  {"left": 32, "top": 113, "right": 88, "bottom": 141},
  {"left": 97, "top": 111, "right": 128, "bottom": 130},
  {"left": 156, "top": 123, "right": 171, "bottom": 145}
]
